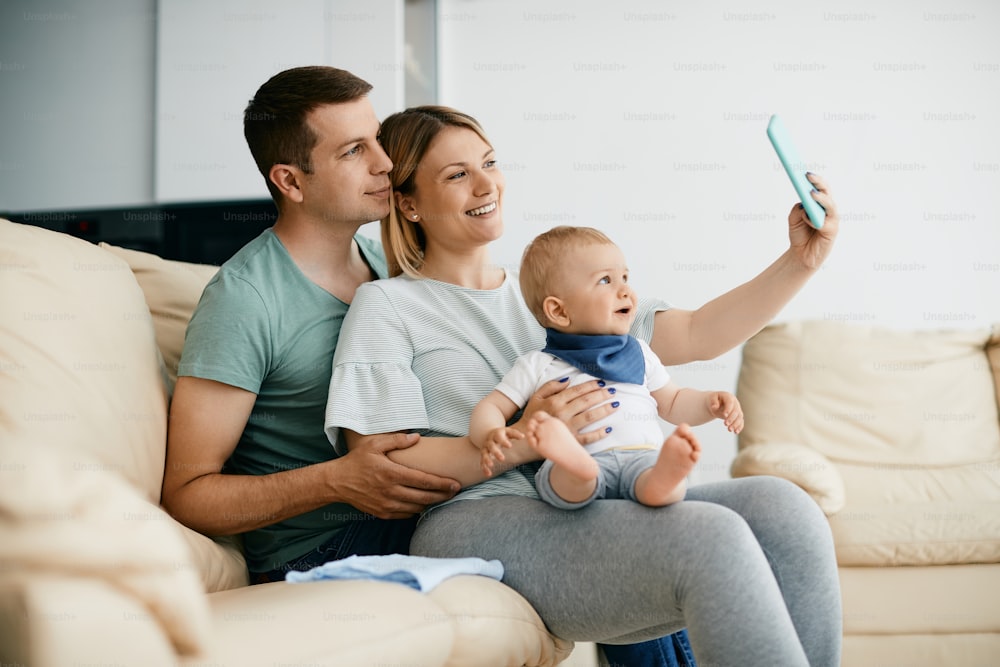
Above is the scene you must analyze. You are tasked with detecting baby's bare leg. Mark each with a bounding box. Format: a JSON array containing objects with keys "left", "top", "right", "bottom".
[
  {"left": 527, "top": 411, "right": 600, "bottom": 504},
  {"left": 634, "top": 423, "right": 701, "bottom": 506}
]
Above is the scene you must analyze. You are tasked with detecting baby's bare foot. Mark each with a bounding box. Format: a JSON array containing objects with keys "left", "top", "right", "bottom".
[
  {"left": 527, "top": 411, "right": 599, "bottom": 481},
  {"left": 635, "top": 423, "right": 701, "bottom": 506},
  {"left": 659, "top": 423, "right": 701, "bottom": 471}
]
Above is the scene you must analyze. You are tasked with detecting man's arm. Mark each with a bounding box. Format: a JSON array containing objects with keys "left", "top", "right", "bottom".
[
  {"left": 650, "top": 174, "right": 840, "bottom": 365},
  {"left": 161, "top": 376, "right": 459, "bottom": 535}
]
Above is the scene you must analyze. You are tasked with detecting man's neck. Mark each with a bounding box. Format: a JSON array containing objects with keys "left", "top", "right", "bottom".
[{"left": 272, "top": 213, "right": 375, "bottom": 303}]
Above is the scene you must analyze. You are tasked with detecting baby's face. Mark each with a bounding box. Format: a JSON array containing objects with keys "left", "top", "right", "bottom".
[{"left": 551, "top": 242, "right": 637, "bottom": 335}]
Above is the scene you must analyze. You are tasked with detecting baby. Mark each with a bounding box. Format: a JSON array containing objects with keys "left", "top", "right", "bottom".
[{"left": 469, "top": 226, "right": 743, "bottom": 509}]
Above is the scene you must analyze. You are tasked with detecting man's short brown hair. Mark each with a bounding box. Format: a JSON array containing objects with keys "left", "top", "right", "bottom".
[{"left": 243, "top": 66, "right": 373, "bottom": 203}]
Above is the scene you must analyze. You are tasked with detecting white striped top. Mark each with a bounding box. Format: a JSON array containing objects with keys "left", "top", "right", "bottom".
[{"left": 324, "top": 271, "right": 669, "bottom": 508}]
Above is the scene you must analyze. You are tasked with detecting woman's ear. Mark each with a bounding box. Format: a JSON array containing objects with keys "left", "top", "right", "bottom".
[
  {"left": 395, "top": 191, "right": 418, "bottom": 221},
  {"left": 542, "top": 296, "right": 571, "bottom": 329},
  {"left": 269, "top": 164, "right": 304, "bottom": 203}
]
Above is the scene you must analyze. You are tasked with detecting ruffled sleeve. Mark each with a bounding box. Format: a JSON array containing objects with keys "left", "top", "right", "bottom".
[
  {"left": 324, "top": 282, "right": 429, "bottom": 455},
  {"left": 631, "top": 296, "right": 672, "bottom": 344}
]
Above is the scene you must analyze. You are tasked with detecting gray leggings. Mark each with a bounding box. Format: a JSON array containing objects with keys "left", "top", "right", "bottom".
[{"left": 411, "top": 476, "right": 841, "bottom": 667}]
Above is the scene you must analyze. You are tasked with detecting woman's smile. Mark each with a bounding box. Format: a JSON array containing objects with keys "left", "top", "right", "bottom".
[{"left": 467, "top": 201, "right": 498, "bottom": 217}]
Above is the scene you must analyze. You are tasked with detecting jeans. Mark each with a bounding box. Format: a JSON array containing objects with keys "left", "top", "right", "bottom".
[
  {"left": 249, "top": 514, "right": 419, "bottom": 584},
  {"left": 602, "top": 632, "right": 696, "bottom": 667}
]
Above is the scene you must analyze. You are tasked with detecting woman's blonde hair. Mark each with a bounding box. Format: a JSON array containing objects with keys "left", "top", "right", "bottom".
[
  {"left": 519, "top": 226, "right": 615, "bottom": 327},
  {"left": 378, "top": 106, "right": 492, "bottom": 278}
]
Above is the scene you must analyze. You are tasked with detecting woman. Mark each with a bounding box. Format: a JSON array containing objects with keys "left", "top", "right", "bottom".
[{"left": 325, "top": 106, "right": 841, "bottom": 666}]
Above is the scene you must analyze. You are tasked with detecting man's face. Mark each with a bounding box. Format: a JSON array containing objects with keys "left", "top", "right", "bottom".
[{"left": 298, "top": 98, "right": 393, "bottom": 225}]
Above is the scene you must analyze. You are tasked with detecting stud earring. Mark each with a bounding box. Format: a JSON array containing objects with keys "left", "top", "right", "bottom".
[{"left": 411, "top": 214, "right": 419, "bottom": 221}]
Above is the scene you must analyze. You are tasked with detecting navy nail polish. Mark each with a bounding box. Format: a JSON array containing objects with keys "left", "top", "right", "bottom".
[
  {"left": 597, "top": 380, "right": 606, "bottom": 387},
  {"left": 605, "top": 427, "right": 613, "bottom": 433},
  {"left": 608, "top": 387, "right": 617, "bottom": 395},
  {"left": 611, "top": 401, "right": 620, "bottom": 408},
  {"left": 559, "top": 377, "right": 569, "bottom": 383}
]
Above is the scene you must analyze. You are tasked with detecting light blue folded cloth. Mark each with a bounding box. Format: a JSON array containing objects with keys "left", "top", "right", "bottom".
[{"left": 285, "top": 554, "right": 504, "bottom": 592}]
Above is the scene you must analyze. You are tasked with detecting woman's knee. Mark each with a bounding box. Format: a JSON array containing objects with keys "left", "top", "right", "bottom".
[
  {"left": 719, "top": 475, "right": 827, "bottom": 525},
  {"left": 721, "top": 476, "right": 836, "bottom": 561},
  {"left": 650, "top": 501, "right": 764, "bottom": 566}
]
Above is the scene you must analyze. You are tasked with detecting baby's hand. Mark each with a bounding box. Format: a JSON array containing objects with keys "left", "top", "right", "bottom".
[
  {"left": 708, "top": 392, "right": 744, "bottom": 434},
  {"left": 479, "top": 427, "right": 523, "bottom": 477}
]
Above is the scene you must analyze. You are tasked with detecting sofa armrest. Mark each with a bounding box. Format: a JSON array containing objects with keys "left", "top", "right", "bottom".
[
  {"left": 427, "top": 575, "right": 575, "bottom": 667},
  {"left": 172, "top": 523, "right": 250, "bottom": 593},
  {"left": 731, "top": 443, "right": 846, "bottom": 515},
  {"left": 0, "top": 573, "right": 178, "bottom": 666}
]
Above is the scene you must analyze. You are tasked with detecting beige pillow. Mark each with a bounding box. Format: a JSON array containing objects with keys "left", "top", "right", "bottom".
[
  {"left": 99, "top": 243, "right": 218, "bottom": 391},
  {"left": 0, "top": 444, "right": 211, "bottom": 655},
  {"left": 731, "top": 442, "right": 846, "bottom": 515},
  {"left": 739, "top": 320, "right": 999, "bottom": 466},
  {"left": 0, "top": 220, "right": 167, "bottom": 502}
]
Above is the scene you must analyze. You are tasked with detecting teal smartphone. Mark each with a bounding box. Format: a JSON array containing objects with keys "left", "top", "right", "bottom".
[{"left": 766, "top": 114, "right": 825, "bottom": 229}]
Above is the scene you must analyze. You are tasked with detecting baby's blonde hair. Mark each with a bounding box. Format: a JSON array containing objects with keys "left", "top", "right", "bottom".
[{"left": 519, "top": 225, "right": 616, "bottom": 327}]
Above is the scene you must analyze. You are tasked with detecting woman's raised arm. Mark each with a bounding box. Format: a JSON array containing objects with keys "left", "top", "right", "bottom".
[{"left": 650, "top": 173, "right": 839, "bottom": 366}]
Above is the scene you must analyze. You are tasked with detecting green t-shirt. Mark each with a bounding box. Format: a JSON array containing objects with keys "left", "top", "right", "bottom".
[{"left": 177, "top": 228, "right": 387, "bottom": 573}]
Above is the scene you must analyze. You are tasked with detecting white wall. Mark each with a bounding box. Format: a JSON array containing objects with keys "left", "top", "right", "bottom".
[
  {"left": 0, "top": 0, "right": 157, "bottom": 211},
  {"left": 156, "top": 0, "right": 405, "bottom": 202},
  {"left": 436, "top": 0, "right": 1000, "bottom": 483},
  {"left": 0, "top": 0, "right": 406, "bottom": 211}
]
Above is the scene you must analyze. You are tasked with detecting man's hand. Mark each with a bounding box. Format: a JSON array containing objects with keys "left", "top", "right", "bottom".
[
  {"left": 514, "top": 378, "right": 618, "bottom": 446},
  {"left": 336, "top": 432, "right": 460, "bottom": 519},
  {"left": 707, "top": 391, "right": 744, "bottom": 434}
]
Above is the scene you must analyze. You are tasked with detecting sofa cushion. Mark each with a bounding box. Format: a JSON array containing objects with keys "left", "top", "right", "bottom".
[
  {"left": 737, "top": 320, "right": 1000, "bottom": 566},
  {"left": 0, "top": 219, "right": 167, "bottom": 502},
  {"left": 839, "top": 563, "right": 1000, "bottom": 634},
  {"left": 0, "top": 444, "right": 211, "bottom": 655},
  {"left": 99, "top": 243, "right": 218, "bottom": 391},
  {"left": 829, "top": 461, "right": 1000, "bottom": 566},
  {"left": 730, "top": 442, "right": 846, "bottom": 515},
  {"left": 195, "top": 580, "right": 454, "bottom": 667},
  {"left": 0, "top": 575, "right": 179, "bottom": 667},
  {"left": 94, "top": 244, "right": 252, "bottom": 590},
  {"left": 172, "top": 525, "right": 249, "bottom": 593},
  {"left": 738, "top": 320, "right": 1000, "bottom": 466}
]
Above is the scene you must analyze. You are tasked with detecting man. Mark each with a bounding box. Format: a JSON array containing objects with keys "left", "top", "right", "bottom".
[{"left": 160, "top": 66, "right": 461, "bottom": 581}]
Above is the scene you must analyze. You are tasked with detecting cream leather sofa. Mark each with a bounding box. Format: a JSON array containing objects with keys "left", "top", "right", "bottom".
[
  {"left": 0, "top": 218, "right": 599, "bottom": 667},
  {"left": 731, "top": 320, "right": 1000, "bottom": 666}
]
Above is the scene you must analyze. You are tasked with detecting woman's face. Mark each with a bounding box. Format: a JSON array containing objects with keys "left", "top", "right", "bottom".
[{"left": 399, "top": 126, "right": 505, "bottom": 254}]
